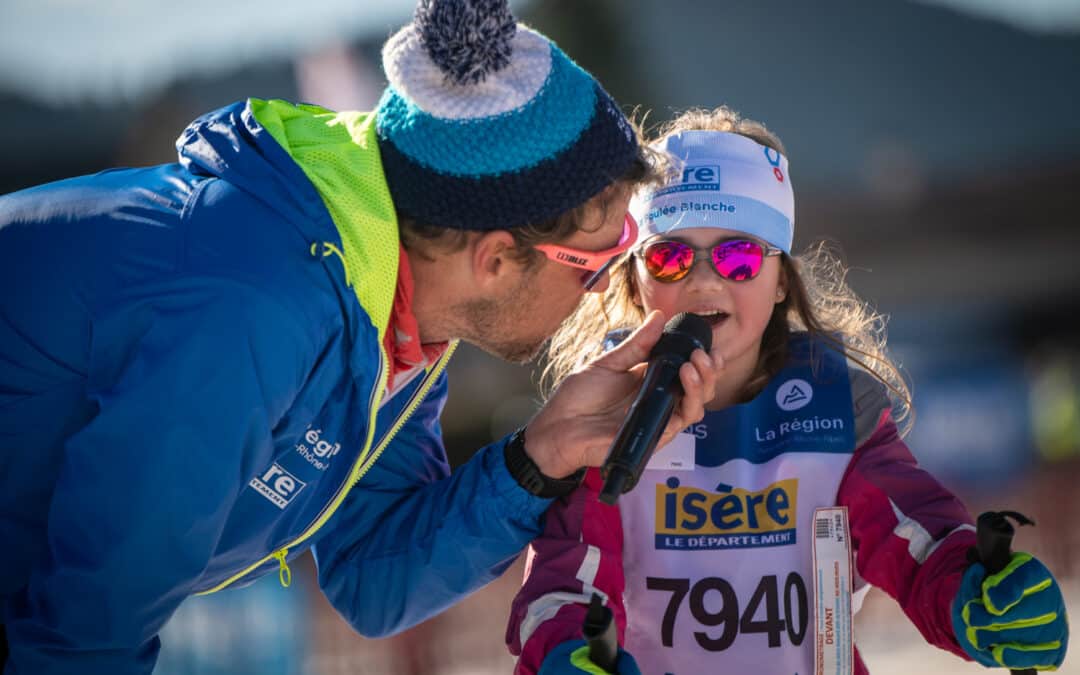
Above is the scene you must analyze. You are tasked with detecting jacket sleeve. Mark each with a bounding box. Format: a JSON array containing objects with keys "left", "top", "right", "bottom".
[
  {"left": 505, "top": 469, "right": 627, "bottom": 675},
  {"left": 2, "top": 285, "right": 314, "bottom": 675},
  {"left": 312, "top": 372, "right": 554, "bottom": 638},
  {"left": 838, "top": 403, "right": 976, "bottom": 660}
]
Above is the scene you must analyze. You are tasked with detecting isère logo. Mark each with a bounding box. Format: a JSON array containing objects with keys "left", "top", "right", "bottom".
[{"left": 655, "top": 477, "right": 797, "bottom": 550}]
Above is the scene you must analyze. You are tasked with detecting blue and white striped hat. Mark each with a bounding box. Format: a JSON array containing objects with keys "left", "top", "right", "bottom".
[{"left": 376, "top": 0, "right": 640, "bottom": 231}]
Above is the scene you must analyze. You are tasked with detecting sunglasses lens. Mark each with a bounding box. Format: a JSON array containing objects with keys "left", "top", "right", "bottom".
[
  {"left": 712, "top": 240, "right": 764, "bottom": 280},
  {"left": 642, "top": 241, "right": 694, "bottom": 282}
]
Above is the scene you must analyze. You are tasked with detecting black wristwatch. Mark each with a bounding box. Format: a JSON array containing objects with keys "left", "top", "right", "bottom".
[{"left": 503, "top": 426, "right": 586, "bottom": 499}]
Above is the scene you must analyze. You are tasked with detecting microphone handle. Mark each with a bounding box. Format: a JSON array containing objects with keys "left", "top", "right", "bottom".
[{"left": 599, "top": 358, "right": 680, "bottom": 505}]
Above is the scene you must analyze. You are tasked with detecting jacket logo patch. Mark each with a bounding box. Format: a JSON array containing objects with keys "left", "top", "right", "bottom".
[
  {"left": 249, "top": 463, "right": 307, "bottom": 509},
  {"left": 296, "top": 426, "right": 341, "bottom": 471}
]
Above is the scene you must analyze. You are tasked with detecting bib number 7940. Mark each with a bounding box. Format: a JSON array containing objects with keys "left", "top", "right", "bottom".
[{"left": 645, "top": 573, "right": 808, "bottom": 651}]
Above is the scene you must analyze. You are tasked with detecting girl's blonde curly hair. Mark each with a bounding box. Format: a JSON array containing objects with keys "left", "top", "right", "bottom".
[{"left": 542, "top": 106, "right": 913, "bottom": 433}]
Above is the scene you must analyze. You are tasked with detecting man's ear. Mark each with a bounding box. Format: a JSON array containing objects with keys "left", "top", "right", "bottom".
[{"left": 471, "top": 230, "right": 521, "bottom": 289}]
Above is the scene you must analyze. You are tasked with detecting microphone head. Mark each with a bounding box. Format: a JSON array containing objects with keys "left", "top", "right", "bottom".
[{"left": 651, "top": 312, "right": 712, "bottom": 361}]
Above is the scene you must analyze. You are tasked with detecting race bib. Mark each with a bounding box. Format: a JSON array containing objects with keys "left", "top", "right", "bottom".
[{"left": 645, "top": 431, "right": 696, "bottom": 471}]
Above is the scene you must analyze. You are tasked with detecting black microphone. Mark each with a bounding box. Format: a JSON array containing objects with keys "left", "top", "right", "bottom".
[{"left": 599, "top": 313, "right": 712, "bottom": 505}]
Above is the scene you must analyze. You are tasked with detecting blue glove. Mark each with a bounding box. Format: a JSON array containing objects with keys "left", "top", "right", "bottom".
[
  {"left": 952, "top": 552, "right": 1069, "bottom": 670},
  {"left": 538, "top": 639, "right": 642, "bottom": 675}
]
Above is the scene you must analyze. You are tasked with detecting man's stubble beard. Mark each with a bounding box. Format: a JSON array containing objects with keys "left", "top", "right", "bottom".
[
  {"left": 455, "top": 297, "right": 544, "bottom": 364},
  {"left": 452, "top": 269, "right": 553, "bottom": 364}
]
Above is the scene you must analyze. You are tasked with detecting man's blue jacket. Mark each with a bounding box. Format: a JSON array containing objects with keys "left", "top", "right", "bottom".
[{"left": 0, "top": 99, "right": 551, "bottom": 674}]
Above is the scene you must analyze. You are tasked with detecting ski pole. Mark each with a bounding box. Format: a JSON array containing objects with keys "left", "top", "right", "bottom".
[
  {"left": 973, "top": 510, "right": 1036, "bottom": 675},
  {"left": 583, "top": 593, "right": 618, "bottom": 673}
]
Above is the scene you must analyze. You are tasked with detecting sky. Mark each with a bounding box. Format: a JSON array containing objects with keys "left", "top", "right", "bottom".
[{"left": 0, "top": 0, "right": 1075, "bottom": 106}]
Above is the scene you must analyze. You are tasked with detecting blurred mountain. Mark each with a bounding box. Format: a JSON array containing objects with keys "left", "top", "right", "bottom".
[{"left": 598, "top": 0, "right": 1080, "bottom": 188}]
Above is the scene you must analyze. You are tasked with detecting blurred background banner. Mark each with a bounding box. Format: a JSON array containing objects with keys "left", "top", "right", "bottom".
[{"left": 2, "top": 1, "right": 1078, "bottom": 673}]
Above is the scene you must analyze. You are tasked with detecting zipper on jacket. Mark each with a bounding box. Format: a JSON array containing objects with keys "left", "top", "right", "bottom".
[
  {"left": 273, "top": 548, "right": 292, "bottom": 588},
  {"left": 355, "top": 342, "right": 459, "bottom": 484},
  {"left": 197, "top": 342, "right": 457, "bottom": 595},
  {"left": 310, "top": 241, "right": 353, "bottom": 286}
]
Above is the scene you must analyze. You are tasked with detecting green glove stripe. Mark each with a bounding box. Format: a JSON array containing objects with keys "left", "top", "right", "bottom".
[
  {"left": 983, "top": 553, "right": 1034, "bottom": 613},
  {"left": 569, "top": 645, "right": 610, "bottom": 675},
  {"left": 986, "top": 577, "right": 1053, "bottom": 616},
  {"left": 964, "top": 599, "right": 1058, "bottom": 646},
  {"left": 984, "top": 553, "right": 1033, "bottom": 585},
  {"left": 962, "top": 599, "right": 981, "bottom": 646},
  {"left": 972, "top": 607, "right": 1058, "bottom": 631},
  {"left": 992, "top": 641, "right": 1063, "bottom": 670}
]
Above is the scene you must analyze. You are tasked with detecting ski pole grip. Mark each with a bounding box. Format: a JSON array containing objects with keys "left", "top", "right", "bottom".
[
  {"left": 974, "top": 511, "right": 1036, "bottom": 675},
  {"left": 975, "top": 511, "right": 1016, "bottom": 575},
  {"left": 583, "top": 593, "right": 618, "bottom": 673}
]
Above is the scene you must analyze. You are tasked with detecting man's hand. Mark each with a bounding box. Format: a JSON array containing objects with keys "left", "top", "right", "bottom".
[
  {"left": 952, "top": 552, "right": 1069, "bottom": 670},
  {"left": 538, "top": 639, "right": 642, "bottom": 675},
  {"left": 524, "top": 310, "right": 717, "bottom": 479}
]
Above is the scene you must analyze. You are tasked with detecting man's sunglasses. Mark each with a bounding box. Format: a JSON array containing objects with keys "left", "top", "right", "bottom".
[
  {"left": 534, "top": 213, "right": 639, "bottom": 290},
  {"left": 637, "top": 238, "right": 783, "bottom": 283}
]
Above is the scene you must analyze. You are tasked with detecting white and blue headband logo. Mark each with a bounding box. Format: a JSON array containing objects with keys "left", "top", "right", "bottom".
[{"left": 631, "top": 131, "right": 795, "bottom": 254}]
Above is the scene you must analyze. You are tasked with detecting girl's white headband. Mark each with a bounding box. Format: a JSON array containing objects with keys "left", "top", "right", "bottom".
[{"left": 630, "top": 130, "right": 795, "bottom": 253}]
